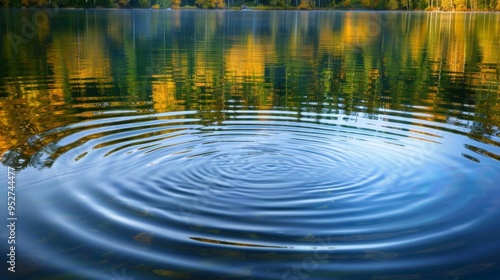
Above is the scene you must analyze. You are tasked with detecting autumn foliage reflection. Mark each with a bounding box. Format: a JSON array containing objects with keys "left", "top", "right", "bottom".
[{"left": 0, "top": 11, "right": 499, "bottom": 169}]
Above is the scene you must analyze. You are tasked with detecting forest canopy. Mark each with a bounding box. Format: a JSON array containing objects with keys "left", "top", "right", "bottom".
[{"left": 1, "top": 0, "right": 499, "bottom": 10}]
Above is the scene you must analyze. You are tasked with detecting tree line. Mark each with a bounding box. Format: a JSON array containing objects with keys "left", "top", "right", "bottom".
[{"left": 1, "top": 0, "right": 499, "bottom": 10}]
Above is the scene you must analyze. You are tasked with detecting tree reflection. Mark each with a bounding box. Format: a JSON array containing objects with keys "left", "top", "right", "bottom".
[{"left": 1, "top": 11, "right": 499, "bottom": 169}]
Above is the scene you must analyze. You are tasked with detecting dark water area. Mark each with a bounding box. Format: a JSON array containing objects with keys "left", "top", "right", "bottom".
[{"left": 1, "top": 9, "right": 500, "bottom": 279}]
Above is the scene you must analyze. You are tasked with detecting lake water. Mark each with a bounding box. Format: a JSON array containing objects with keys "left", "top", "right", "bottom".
[{"left": 1, "top": 9, "right": 500, "bottom": 279}]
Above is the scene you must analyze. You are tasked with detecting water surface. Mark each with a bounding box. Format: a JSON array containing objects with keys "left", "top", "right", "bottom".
[{"left": 1, "top": 10, "right": 500, "bottom": 279}]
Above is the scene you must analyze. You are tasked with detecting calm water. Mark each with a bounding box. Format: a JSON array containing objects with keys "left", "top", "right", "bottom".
[{"left": 1, "top": 9, "right": 500, "bottom": 279}]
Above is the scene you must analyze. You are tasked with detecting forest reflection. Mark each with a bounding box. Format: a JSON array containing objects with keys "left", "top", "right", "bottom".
[{"left": 1, "top": 10, "right": 499, "bottom": 169}]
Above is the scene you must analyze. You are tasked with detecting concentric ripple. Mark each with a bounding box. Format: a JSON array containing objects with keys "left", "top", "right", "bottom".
[
  {"left": 2, "top": 10, "right": 500, "bottom": 280},
  {"left": 11, "top": 108, "right": 500, "bottom": 279}
]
